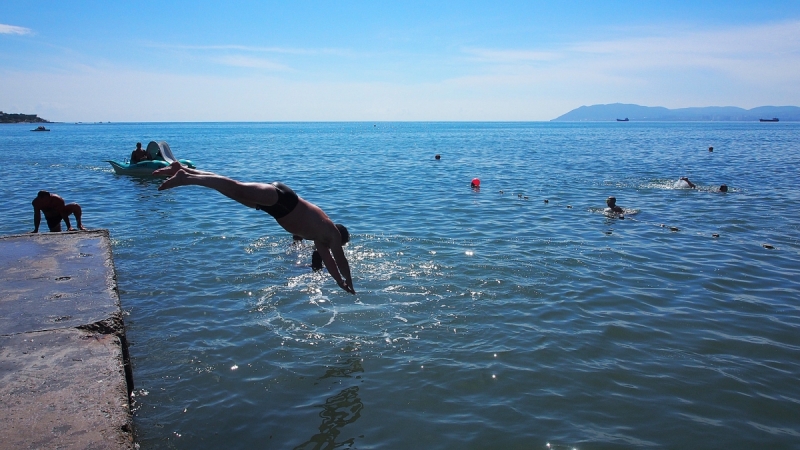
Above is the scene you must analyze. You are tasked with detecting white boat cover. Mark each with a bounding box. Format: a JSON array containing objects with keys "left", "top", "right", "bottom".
[{"left": 145, "top": 141, "right": 177, "bottom": 162}]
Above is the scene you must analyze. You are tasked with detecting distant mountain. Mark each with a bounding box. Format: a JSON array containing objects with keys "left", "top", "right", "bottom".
[
  {"left": 0, "top": 112, "right": 50, "bottom": 124},
  {"left": 552, "top": 103, "right": 800, "bottom": 122}
]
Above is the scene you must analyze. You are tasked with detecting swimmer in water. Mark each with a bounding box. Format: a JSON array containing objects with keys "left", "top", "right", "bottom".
[
  {"left": 605, "top": 196, "right": 624, "bottom": 214},
  {"left": 719, "top": 184, "right": 728, "bottom": 192},
  {"left": 154, "top": 162, "right": 355, "bottom": 294},
  {"left": 679, "top": 177, "right": 696, "bottom": 189}
]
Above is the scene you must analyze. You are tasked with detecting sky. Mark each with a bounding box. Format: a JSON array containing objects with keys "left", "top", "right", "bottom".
[{"left": 2, "top": 1, "right": 800, "bottom": 122}]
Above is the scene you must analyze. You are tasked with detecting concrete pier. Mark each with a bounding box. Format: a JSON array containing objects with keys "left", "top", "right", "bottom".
[{"left": 0, "top": 230, "right": 134, "bottom": 449}]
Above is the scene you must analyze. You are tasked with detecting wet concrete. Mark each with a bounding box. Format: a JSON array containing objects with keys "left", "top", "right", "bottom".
[{"left": 0, "top": 230, "right": 134, "bottom": 449}]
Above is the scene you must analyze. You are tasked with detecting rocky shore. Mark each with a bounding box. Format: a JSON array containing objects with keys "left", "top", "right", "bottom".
[{"left": 0, "top": 111, "right": 50, "bottom": 124}]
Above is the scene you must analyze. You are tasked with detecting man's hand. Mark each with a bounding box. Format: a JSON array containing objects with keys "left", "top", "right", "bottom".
[{"left": 337, "top": 280, "right": 356, "bottom": 295}]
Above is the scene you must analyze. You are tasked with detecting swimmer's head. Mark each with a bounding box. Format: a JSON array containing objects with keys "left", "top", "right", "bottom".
[
  {"left": 606, "top": 196, "right": 617, "bottom": 207},
  {"left": 336, "top": 224, "right": 350, "bottom": 245},
  {"left": 435, "top": 154, "right": 441, "bottom": 160},
  {"left": 719, "top": 184, "right": 728, "bottom": 192}
]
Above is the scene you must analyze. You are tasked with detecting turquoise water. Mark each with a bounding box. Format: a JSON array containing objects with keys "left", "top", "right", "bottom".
[{"left": 2, "top": 122, "right": 799, "bottom": 449}]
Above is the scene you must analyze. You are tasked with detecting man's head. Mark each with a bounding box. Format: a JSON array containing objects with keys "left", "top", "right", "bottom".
[
  {"left": 719, "top": 184, "right": 728, "bottom": 192},
  {"left": 606, "top": 196, "right": 617, "bottom": 207},
  {"left": 136, "top": 142, "right": 142, "bottom": 149},
  {"left": 37, "top": 190, "right": 50, "bottom": 199},
  {"left": 336, "top": 224, "right": 350, "bottom": 245},
  {"left": 311, "top": 250, "right": 323, "bottom": 271}
]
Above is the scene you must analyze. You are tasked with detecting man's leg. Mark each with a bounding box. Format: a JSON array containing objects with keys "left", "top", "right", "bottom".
[
  {"left": 65, "top": 203, "right": 86, "bottom": 230},
  {"left": 158, "top": 167, "right": 278, "bottom": 209},
  {"left": 153, "top": 161, "right": 215, "bottom": 178}
]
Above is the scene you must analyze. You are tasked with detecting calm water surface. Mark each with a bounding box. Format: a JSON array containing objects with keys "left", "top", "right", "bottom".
[{"left": 2, "top": 122, "right": 799, "bottom": 449}]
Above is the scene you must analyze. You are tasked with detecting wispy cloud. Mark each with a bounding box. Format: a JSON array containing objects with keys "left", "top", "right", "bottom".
[
  {"left": 213, "top": 55, "right": 292, "bottom": 71},
  {"left": 462, "top": 48, "right": 560, "bottom": 63},
  {"left": 148, "top": 42, "right": 356, "bottom": 57},
  {"left": 457, "top": 20, "right": 800, "bottom": 85},
  {"left": 0, "top": 24, "right": 32, "bottom": 35}
]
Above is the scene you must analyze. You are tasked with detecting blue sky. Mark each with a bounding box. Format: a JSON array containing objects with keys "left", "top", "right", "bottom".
[{"left": 2, "top": 1, "right": 800, "bottom": 121}]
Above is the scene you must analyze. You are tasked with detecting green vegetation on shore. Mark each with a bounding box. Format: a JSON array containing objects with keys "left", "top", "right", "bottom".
[{"left": 0, "top": 112, "right": 50, "bottom": 124}]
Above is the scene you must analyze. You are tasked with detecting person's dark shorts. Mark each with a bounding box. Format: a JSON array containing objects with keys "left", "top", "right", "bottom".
[{"left": 46, "top": 215, "right": 62, "bottom": 232}]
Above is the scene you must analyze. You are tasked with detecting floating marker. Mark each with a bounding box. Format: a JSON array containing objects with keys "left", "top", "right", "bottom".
[{"left": 471, "top": 178, "right": 481, "bottom": 187}]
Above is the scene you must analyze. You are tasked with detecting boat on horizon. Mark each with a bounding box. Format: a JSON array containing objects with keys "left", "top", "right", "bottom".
[
  {"left": 616, "top": 118, "right": 629, "bottom": 122},
  {"left": 759, "top": 118, "right": 779, "bottom": 122},
  {"left": 31, "top": 126, "right": 50, "bottom": 131}
]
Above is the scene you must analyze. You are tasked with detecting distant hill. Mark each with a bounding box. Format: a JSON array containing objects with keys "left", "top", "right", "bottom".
[
  {"left": 0, "top": 112, "right": 50, "bottom": 124},
  {"left": 552, "top": 103, "right": 800, "bottom": 122}
]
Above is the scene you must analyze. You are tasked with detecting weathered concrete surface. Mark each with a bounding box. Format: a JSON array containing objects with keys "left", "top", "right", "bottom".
[{"left": 0, "top": 230, "right": 134, "bottom": 449}]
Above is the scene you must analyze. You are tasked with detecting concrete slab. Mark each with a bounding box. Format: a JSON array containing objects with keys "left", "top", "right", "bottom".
[
  {"left": 0, "top": 329, "right": 133, "bottom": 449},
  {"left": 0, "top": 231, "right": 120, "bottom": 336},
  {"left": 0, "top": 230, "right": 134, "bottom": 449}
]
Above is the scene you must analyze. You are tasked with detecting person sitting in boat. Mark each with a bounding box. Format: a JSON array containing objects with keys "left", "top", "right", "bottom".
[
  {"left": 31, "top": 191, "right": 86, "bottom": 232},
  {"left": 605, "top": 196, "right": 624, "bottom": 214},
  {"left": 130, "top": 142, "right": 150, "bottom": 164}
]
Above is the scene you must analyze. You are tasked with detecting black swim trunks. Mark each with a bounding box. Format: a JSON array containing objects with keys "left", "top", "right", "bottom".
[
  {"left": 256, "top": 182, "right": 299, "bottom": 219},
  {"left": 45, "top": 214, "right": 62, "bottom": 232}
]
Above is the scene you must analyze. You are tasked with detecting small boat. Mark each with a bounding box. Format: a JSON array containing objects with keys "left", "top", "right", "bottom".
[
  {"left": 31, "top": 126, "right": 50, "bottom": 131},
  {"left": 107, "top": 141, "right": 195, "bottom": 177},
  {"left": 616, "top": 118, "right": 629, "bottom": 122},
  {"left": 759, "top": 118, "right": 779, "bottom": 122}
]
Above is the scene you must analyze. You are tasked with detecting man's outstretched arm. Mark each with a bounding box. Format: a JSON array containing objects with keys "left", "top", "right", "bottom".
[
  {"left": 317, "top": 243, "right": 356, "bottom": 294},
  {"left": 32, "top": 207, "right": 41, "bottom": 233},
  {"left": 330, "top": 245, "right": 354, "bottom": 292}
]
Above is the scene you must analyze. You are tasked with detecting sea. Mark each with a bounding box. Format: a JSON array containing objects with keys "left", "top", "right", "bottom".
[{"left": 1, "top": 121, "right": 799, "bottom": 449}]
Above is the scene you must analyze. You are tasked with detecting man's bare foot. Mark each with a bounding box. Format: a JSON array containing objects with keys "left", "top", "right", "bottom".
[
  {"left": 152, "top": 161, "right": 185, "bottom": 177},
  {"left": 78, "top": 225, "right": 87, "bottom": 231},
  {"left": 158, "top": 169, "right": 189, "bottom": 190}
]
